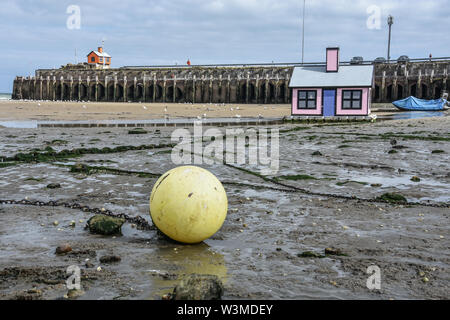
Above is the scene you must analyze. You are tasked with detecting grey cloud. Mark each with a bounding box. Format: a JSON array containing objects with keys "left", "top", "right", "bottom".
[{"left": 0, "top": 0, "right": 449, "bottom": 92}]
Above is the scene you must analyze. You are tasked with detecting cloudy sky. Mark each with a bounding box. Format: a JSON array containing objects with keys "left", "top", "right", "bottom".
[{"left": 1, "top": 0, "right": 449, "bottom": 92}]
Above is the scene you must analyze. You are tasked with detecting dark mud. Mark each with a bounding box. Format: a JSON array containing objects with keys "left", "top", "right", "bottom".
[{"left": 0, "top": 116, "right": 449, "bottom": 300}]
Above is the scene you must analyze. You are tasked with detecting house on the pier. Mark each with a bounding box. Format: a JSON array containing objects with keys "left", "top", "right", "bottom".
[
  {"left": 289, "top": 47, "right": 374, "bottom": 118},
  {"left": 87, "top": 47, "right": 111, "bottom": 69}
]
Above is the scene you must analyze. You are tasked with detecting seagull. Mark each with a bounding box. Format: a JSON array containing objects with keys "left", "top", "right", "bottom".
[
  {"left": 82, "top": 105, "right": 87, "bottom": 109},
  {"left": 203, "top": 113, "right": 207, "bottom": 118},
  {"left": 143, "top": 106, "right": 147, "bottom": 110},
  {"left": 235, "top": 114, "right": 241, "bottom": 118},
  {"left": 164, "top": 106, "right": 168, "bottom": 113},
  {"left": 37, "top": 103, "right": 41, "bottom": 106},
  {"left": 230, "top": 108, "right": 234, "bottom": 111},
  {"left": 236, "top": 107, "right": 240, "bottom": 110},
  {"left": 197, "top": 116, "right": 202, "bottom": 120},
  {"left": 258, "top": 114, "right": 263, "bottom": 119}
]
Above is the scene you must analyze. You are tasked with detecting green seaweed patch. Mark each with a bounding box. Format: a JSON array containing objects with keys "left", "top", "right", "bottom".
[
  {"left": 277, "top": 175, "right": 317, "bottom": 181},
  {"left": 297, "top": 251, "right": 325, "bottom": 259},
  {"left": 25, "top": 177, "right": 45, "bottom": 182},
  {"left": 380, "top": 133, "right": 450, "bottom": 142},
  {"left": 312, "top": 151, "right": 323, "bottom": 156},
  {"left": 431, "top": 150, "right": 445, "bottom": 154},
  {"left": 324, "top": 248, "right": 348, "bottom": 256},
  {"left": 388, "top": 149, "right": 398, "bottom": 154},
  {"left": 86, "top": 215, "right": 125, "bottom": 236},
  {"left": 279, "top": 126, "right": 310, "bottom": 133},
  {"left": 69, "top": 163, "right": 160, "bottom": 179},
  {"left": 154, "top": 150, "right": 173, "bottom": 155},
  {"left": 336, "top": 180, "right": 368, "bottom": 186},
  {"left": 411, "top": 176, "right": 421, "bottom": 182},
  {"left": 338, "top": 145, "right": 352, "bottom": 149},
  {"left": 46, "top": 139, "right": 69, "bottom": 145},
  {"left": 1, "top": 142, "right": 176, "bottom": 164},
  {"left": 128, "top": 128, "right": 148, "bottom": 135},
  {"left": 0, "top": 162, "right": 18, "bottom": 168},
  {"left": 376, "top": 193, "right": 407, "bottom": 204}
]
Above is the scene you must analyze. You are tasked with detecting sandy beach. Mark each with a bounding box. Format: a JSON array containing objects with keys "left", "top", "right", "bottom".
[
  {"left": 0, "top": 100, "right": 401, "bottom": 121},
  {"left": 0, "top": 100, "right": 293, "bottom": 121}
]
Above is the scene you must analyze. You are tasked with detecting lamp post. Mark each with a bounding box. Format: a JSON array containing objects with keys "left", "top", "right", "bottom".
[
  {"left": 301, "top": 0, "right": 306, "bottom": 64},
  {"left": 387, "top": 15, "right": 394, "bottom": 62}
]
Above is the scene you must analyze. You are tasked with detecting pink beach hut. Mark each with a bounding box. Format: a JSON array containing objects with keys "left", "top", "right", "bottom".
[{"left": 289, "top": 47, "right": 374, "bottom": 118}]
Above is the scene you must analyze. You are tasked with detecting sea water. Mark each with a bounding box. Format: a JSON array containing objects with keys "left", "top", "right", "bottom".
[{"left": 0, "top": 93, "right": 12, "bottom": 100}]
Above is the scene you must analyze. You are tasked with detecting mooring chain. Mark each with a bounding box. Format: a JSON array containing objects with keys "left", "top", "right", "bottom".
[{"left": 0, "top": 199, "right": 156, "bottom": 231}]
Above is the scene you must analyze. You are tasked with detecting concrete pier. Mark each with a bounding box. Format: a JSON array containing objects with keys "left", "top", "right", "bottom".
[{"left": 12, "top": 60, "right": 450, "bottom": 103}]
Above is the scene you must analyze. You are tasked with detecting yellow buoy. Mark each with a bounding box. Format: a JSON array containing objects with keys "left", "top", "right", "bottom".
[{"left": 150, "top": 166, "right": 228, "bottom": 244}]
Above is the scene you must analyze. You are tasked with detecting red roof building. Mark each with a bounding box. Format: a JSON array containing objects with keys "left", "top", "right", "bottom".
[{"left": 87, "top": 47, "right": 111, "bottom": 69}]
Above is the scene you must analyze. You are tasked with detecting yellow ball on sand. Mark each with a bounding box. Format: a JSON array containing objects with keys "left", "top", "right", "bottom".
[{"left": 150, "top": 166, "right": 228, "bottom": 244}]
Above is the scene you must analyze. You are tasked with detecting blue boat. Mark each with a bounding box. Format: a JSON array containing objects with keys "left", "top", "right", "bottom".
[{"left": 393, "top": 96, "right": 447, "bottom": 111}]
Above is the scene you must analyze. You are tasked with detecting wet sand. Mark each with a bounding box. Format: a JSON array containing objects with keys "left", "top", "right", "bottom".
[{"left": 0, "top": 115, "right": 449, "bottom": 300}]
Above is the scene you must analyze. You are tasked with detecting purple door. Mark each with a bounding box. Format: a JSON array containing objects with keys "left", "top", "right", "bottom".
[{"left": 323, "top": 90, "right": 336, "bottom": 117}]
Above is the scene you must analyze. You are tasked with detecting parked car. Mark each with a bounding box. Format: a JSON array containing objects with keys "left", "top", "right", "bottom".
[
  {"left": 350, "top": 56, "right": 364, "bottom": 65},
  {"left": 373, "top": 57, "right": 386, "bottom": 64},
  {"left": 397, "top": 55, "right": 410, "bottom": 63}
]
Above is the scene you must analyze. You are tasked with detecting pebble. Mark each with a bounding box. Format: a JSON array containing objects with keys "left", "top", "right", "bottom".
[
  {"left": 53, "top": 220, "right": 59, "bottom": 226},
  {"left": 162, "top": 293, "right": 172, "bottom": 300},
  {"left": 99, "top": 255, "right": 121, "bottom": 264},
  {"left": 55, "top": 244, "right": 72, "bottom": 255},
  {"left": 69, "top": 220, "right": 76, "bottom": 227},
  {"left": 66, "top": 289, "right": 85, "bottom": 299},
  {"left": 422, "top": 277, "right": 429, "bottom": 283},
  {"left": 97, "top": 266, "right": 102, "bottom": 272}
]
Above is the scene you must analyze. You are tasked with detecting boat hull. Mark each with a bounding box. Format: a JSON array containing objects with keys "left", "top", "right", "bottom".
[{"left": 392, "top": 96, "right": 446, "bottom": 111}]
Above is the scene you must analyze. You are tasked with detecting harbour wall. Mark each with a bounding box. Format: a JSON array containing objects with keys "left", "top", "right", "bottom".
[{"left": 12, "top": 60, "right": 449, "bottom": 104}]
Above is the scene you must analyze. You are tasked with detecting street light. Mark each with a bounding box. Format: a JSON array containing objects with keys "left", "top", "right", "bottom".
[
  {"left": 301, "top": 0, "right": 306, "bottom": 64},
  {"left": 387, "top": 15, "right": 394, "bottom": 62}
]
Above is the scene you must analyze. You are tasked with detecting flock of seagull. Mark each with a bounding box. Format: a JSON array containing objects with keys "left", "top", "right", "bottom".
[{"left": 34, "top": 101, "right": 268, "bottom": 120}]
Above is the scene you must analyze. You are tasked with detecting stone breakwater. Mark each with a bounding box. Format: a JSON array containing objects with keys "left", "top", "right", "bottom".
[{"left": 12, "top": 61, "right": 450, "bottom": 104}]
